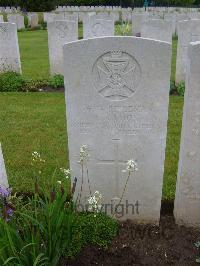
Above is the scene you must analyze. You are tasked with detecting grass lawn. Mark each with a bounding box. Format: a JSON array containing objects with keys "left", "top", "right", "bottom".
[
  {"left": 0, "top": 93, "right": 183, "bottom": 200},
  {"left": 0, "top": 93, "right": 68, "bottom": 192},
  {"left": 18, "top": 30, "right": 50, "bottom": 80}
]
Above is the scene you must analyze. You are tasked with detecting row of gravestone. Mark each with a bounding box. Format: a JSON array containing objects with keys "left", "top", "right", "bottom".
[
  {"left": 0, "top": 6, "right": 19, "bottom": 13},
  {"left": 2, "top": 9, "right": 200, "bottom": 29},
  {"left": 55, "top": 5, "right": 200, "bottom": 12},
  {"left": 1, "top": 36, "right": 199, "bottom": 227},
  {"left": 0, "top": 13, "right": 39, "bottom": 29},
  {"left": 1, "top": 14, "right": 200, "bottom": 83}
]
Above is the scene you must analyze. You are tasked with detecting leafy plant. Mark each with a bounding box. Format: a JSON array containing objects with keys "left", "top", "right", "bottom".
[
  {"left": 48, "top": 75, "right": 64, "bottom": 89},
  {"left": 0, "top": 150, "right": 118, "bottom": 264},
  {"left": 41, "top": 21, "right": 47, "bottom": 30},
  {"left": 23, "top": 78, "right": 48, "bottom": 92},
  {"left": 65, "top": 212, "right": 118, "bottom": 257},
  {"left": 24, "top": 15, "right": 29, "bottom": 28},
  {"left": 177, "top": 81, "right": 185, "bottom": 96},
  {"left": 195, "top": 241, "right": 200, "bottom": 263},
  {"left": 0, "top": 185, "right": 77, "bottom": 265},
  {"left": 116, "top": 22, "right": 132, "bottom": 36},
  {"left": 170, "top": 80, "right": 176, "bottom": 95},
  {"left": 0, "top": 72, "right": 26, "bottom": 92}
]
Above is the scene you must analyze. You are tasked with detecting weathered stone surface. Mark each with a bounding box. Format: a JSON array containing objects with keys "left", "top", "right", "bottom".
[
  {"left": 0, "top": 22, "right": 21, "bottom": 73},
  {"left": 7, "top": 14, "right": 25, "bottom": 29},
  {"left": 63, "top": 37, "right": 171, "bottom": 223},
  {"left": 0, "top": 15, "right": 3, "bottom": 22},
  {"left": 164, "top": 13, "right": 176, "bottom": 34},
  {"left": 174, "top": 41, "right": 200, "bottom": 228},
  {"left": 176, "top": 19, "right": 200, "bottom": 83},
  {"left": 83, "top": 13, "right": 114, "bottom": 39},
  {"left": 47, "top": 20, "right": 78, "bottom": 75},
  {"left": 141, "top": 19, "right": 173, "bottom": 43},
  {"left": 28, "top": 13, "right": 39, "bottom": 28},
  {"left": 132, "top": 13, "right": 147, "bottom": 36},
  {"left": 0, "top": 144, "right": 8, "bottom": 188}
]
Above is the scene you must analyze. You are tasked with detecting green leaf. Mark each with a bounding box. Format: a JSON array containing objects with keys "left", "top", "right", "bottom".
[
  {"left": 20, "top": 243, "right": 36, "bottom": 255},
  {"left": 3, "top": 256, "right": 17, "bottom": 265},
  {"left": 33, "top": 253, "right": 48, "bottom": 266}
]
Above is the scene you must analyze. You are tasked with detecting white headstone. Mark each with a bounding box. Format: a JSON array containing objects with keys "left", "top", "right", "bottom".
[
  {"left": 176, "top": 19, "right": 200, "bottom": 83},
  {"left": 141, "top": 19, "right": 173, "bottom": 43},
  {"left": 7, "top": 14, "right": 25, "bottom": 30},
  {"left": 164, "top": 13, "right": 176, "bottom": 34},
  {"left": 0, "top": 23, "right": 21, "bottom": 73},
  {"left": 0, "top": 144, "right": 8, "bottom": 188},
  {"left": 63, "top": 37, "right": 171, "bottom": 223},
  {"left": 111, "top": 11, "right": 119, "bottom": 22},
  {"left": 28, "top": 13, "right": 39, "bottom": 28},
  {"left": 174, "top": 41, "right": 200, "bottom": 228},
  {"left": 83, "top": 13, "right": 114, "bottom": 39},
  {"left": 132, "top": 13, "right": 147, "bottom": 37},
  {"left": 47, "top": 20, "right": 78, "bottom": 75}
]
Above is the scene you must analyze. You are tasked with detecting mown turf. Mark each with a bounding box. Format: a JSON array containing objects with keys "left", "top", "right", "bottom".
[
  {"left": 163, "top": 95, "right": 183, "bottom": 199},
  {"left": 0, "top": 93, "right": 183, "bottom": 200},
  {"left": 18, "top": 30, "right": 50, "bottom": 80},
  {"left": 0, "top": 93, "right": 68, "bottom": 192}
]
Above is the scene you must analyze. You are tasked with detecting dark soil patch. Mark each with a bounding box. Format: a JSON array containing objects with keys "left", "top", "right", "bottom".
[
  {"left": 39, "top": 86, "right": 64, "bottom": 93},
  {"left": 62, "top": 215, "right": 200, "bottom": 266}
]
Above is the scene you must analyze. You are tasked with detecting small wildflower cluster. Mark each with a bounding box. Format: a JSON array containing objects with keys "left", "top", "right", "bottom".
[
  {"left": 58, "top": 168, "right": 71, "bottom": 185},
  {"left": 123, "top": 159, "right": 138, "bottom": 173},
  {"left": 0, "top": 186, "right": 14, "bottom": 222},
  {"left": 32, "top": 151, "right": 45, "bottom": 163},
  {"left": 60, "top": 168, "right": 71, "bottom": 179},
  {"left": 31, "top": 151, "right": 46, "bottom": 176},
  {"left": 88, "top": 191, "right": 102, "bottom": 216},
  {"left": 78, "top": 145, "right": 89, "bottom": 165}
]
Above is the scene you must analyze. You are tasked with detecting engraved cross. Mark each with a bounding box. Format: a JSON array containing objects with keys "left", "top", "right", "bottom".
[{"left": 96, "top": 138, "right": 126, "bottom": 200}]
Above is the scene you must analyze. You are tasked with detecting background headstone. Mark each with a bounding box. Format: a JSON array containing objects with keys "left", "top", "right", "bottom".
[
  {"left": 141, "top": 19, "right": 173, "bottom": 43},
  {"left": 47, "top": 20, "right": 78, "bottom": 75},
  {"left": 176, "top": 19, "right": 200, "bottom": 83},
  {"left": 7, "top": 14, "right": 25, "bottom": 30},
  {"left": 174, "top": 41, "right": 200, "bottom": 228},
  {"left": 0, "top": 144, "right": 8, "bottom": 188},
  {"left": 63, "top": 36, "right": 171, "bottom": 223},
  {"left": 83, "top": 13, "right": 114, "bottom": 39},
  {"left": 28, "top": 13, "right": 39, "bottom": 28},
  {"left": 132, "top": 13, "right": 147, "bottom": 36},
  {"left": 0, "top": 22, "right": 21, "bottom": 73}
]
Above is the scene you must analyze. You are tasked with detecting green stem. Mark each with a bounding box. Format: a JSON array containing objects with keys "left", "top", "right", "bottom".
[{"left": 112, "top": 171, "right": 131, "bottom": 218}]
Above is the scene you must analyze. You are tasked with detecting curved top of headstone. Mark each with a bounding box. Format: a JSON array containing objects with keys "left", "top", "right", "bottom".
[{"left": 64, "top": 35, "right": 172, "bottom": 47}]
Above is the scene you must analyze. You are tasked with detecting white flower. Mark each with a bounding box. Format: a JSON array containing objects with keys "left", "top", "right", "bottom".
[
  {"left": 78, "top": 144, "right": 89, "bottom": 165},
  {"left": 122, "top": 159, "right": 138, "bottom": 173},
  {"left": 88, "top": 191, "right": 103, "bottom": 214},
  {"left": 57, "top": 180, "right": 62, "bottom": 185},
  {"left": 60, "top": 168, "right": 71, "bottom": 179},
  {"left": 32, "top": 151, "right": 45, "bottom": 163}
]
